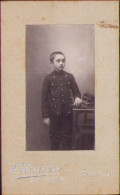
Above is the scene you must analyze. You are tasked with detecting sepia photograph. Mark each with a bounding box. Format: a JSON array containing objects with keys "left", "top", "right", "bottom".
[
  {"left": 2, "top": 1, "right": 119, "bottom": 194},
  {"left": 26, "top": 25, "right": 95, "bottom": 151}
]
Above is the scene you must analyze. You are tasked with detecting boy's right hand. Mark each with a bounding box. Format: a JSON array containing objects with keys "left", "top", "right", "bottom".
[{"left": 43, "top": 118, "right": 51, "bottom": 126}]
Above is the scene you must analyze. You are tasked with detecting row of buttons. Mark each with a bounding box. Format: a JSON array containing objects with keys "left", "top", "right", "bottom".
[
  {"left": 51, "top": 81, "right": 70, "bottom": 86},
  {"left": 56, "top": 110, "right": 71, "bottom": 115},
  {"left": 51, "top": 74, "right": 71, "bottom": 115},
  {"left": 51, "top": 88, "right": 71, "bottom": 92},
  {"left": 52, "top": 90, "right": 72, "bottom": 100},
  {"left": 53, "top": 97, "right": 65, "bottom": 102},
  {"left": 52, "top": 89, "right": 71, "bottom": 97},
  {"left": 52, "top": 97, "right": 72, "bottom": 102}
]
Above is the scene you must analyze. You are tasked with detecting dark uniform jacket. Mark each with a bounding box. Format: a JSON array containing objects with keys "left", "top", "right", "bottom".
[{"left": 41, "top": 70, "right": 81, "bottom": 118}]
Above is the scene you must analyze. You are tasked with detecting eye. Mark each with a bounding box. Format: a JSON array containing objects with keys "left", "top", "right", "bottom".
[{"left": 62, "top": 59, "right": 65, "bottom": 63}]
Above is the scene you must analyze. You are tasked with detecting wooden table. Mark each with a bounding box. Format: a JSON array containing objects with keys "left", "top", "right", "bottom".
[{"left": 72, "top": 105, "right": 95, "bottom": 150}]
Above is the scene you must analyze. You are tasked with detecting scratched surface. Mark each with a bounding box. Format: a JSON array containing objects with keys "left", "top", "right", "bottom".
[{"left": 1, "top": 1, "right": 119, "bottom": 194}]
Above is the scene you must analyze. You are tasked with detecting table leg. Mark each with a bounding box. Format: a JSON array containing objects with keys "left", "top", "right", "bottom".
[{"left": 71, "top": 110, "right": 78, "bottom": 150}]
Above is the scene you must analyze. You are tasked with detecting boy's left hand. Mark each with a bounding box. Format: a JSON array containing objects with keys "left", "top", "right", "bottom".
[{"left": 74, "top": 97, "right": 82, "bottom": 107}]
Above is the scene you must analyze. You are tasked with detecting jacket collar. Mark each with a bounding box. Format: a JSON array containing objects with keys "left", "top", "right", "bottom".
[{"left": 53, "top": 70, "right": 64, "bottom": 75}]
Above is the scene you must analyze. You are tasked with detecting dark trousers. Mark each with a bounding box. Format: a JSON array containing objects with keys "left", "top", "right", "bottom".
[{"left": 49, "top": 114, "right": 73, "bottom": 150}]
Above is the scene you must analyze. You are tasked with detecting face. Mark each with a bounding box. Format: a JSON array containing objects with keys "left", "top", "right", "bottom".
[{"left": 52, "top": 54, "right": 65, "bottom": 71}]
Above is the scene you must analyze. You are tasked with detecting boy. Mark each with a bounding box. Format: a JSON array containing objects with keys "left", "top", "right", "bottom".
[{"left": 41, "top": 51, "right": 82, "bottom": 150}]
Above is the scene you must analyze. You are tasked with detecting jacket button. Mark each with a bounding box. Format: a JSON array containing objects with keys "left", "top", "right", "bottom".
[
  {"left": 61, "top": 89, "right": 63, "bottom": 91},
  {"left": 57, "top": 112, "right": 59, "bottom": 115},
  {"left": 61, "top": 83, "right": 63, "bottom": 86},
  {"left": 53, "top": 76, "right": 55, "bottom": 78},
  {"left": 65, "top": 75, "right": 67, "bottom": 77},
  {"left": 54, "top": 105, "right": 56, "bottom": 108},
  {"left": 52, "top": 83, "right": 54, "bottom": 86},
  {"left": 52, "top": 91, "right": 54, "bottom": 93},
  {"left": 68, "top": 81, "right": 70, "bottom": 84},
  {"left": 53, "top": 98, "right": 55, "bottom": 101}
]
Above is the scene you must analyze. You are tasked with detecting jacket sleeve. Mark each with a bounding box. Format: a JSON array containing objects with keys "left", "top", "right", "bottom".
[
  {"left": 70, "top": 74, "right": 81, "bottom": 99},
  {"left": 41, "top": 77, "right": 50, "bottom": 118}
]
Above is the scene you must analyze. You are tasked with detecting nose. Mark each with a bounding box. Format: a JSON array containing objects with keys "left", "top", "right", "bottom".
[{"left": 60, "top": 61, "right": 63, "bottom": 65}]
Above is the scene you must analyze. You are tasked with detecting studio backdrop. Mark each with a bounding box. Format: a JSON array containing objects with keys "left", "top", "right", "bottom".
[{"left": 26, "top": 25, "right": 95, "bottom": 151}]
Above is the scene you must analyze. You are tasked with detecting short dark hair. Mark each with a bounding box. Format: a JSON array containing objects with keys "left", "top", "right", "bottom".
[{"left": 50, "top": 51, "right": 66, "bottom": 63}]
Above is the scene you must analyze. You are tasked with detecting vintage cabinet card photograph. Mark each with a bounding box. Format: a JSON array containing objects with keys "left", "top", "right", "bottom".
[{"left": 1, "top": 0, "right": 119, "bottom": 194}]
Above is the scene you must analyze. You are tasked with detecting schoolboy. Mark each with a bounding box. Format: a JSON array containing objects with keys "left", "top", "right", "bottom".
[{"left": 41, "top": 51, "right": 82, "bottom": 150}]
